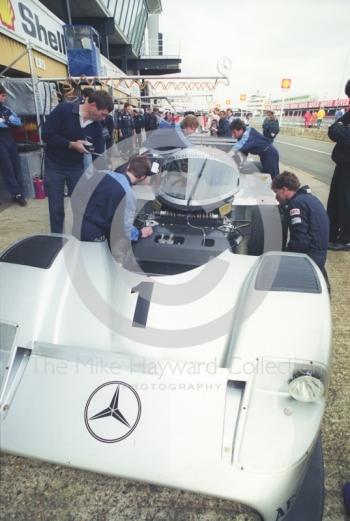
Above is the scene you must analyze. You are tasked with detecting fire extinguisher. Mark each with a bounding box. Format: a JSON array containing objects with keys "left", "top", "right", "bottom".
[{"left": 33, "top": 176, "right": 46, "bottom": 199}]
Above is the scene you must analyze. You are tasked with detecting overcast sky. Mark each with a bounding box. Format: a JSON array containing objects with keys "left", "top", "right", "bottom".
[{"left": 159, "top": 0, "right": 350, "bottom": 105}]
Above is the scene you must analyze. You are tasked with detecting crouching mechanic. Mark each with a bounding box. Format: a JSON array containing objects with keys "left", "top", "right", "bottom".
[
  {"left": 271, "top": 171, "right": 330, "bottom": 284},
  {"left": 77, "top": 156, "right": 153, "bottom": 254}
]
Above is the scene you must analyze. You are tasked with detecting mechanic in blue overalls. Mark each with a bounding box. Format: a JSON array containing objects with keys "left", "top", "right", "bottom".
[
  {"left": 133, "top": 108, "right": 145, "bottom": 149},
  {"left": 116, "top": 102, "right": 135, "bottom": 157},
  {"left": 77, "top": 155, "right": 153, "bottom": 252},
  {"left": 143, "top": 114, "right": 198, "bottom": 151},
  {"left": 271, "top": 171, "right": 329, "bottom": 285},
  {"left": 0, "top": 85, "right": 27, "bottom": 206},
  {"left": 231, "top": 118, "right": 280, "bottom": 178}
]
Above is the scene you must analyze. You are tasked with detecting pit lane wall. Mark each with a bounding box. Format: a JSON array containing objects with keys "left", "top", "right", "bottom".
[
  {"left": 278, "top": 126, "right": 331, "bottom": 143},
  {"left": 253, "top": 121, "right": 331, "bottom": 143}
]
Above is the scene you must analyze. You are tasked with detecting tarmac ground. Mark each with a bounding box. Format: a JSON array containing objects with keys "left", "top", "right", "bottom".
[{"left": 0, "top": 160, "right": 349, "bottom": 521}]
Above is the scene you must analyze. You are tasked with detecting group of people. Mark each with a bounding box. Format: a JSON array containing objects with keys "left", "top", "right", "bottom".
[
  {"left": 303, "top": 108, "right": 326, "bottom": 128},
  {"left": 1, "top": 80, "right": 349, "bottom": 272},
  {"left": 206, "top": 107, "right": 280, "bottom": 178},
  {"left": 112, "top": 103, "right": 182, "bottom": 156},
  {"left": 73, "top": 113, "right": 199, "bottom": 247},
  {"left": 42, "top": 87, "right": 199, "bottom": 237},
  {"left": 270, "top": 79, "right": 350, "bottom": 276},
  {"left": 209, "top": 107, "right": 251, "bottom": 138}
]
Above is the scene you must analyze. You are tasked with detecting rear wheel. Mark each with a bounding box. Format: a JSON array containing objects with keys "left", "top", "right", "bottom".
[{"left": 248, "top": 205, "right": 283, "bottom": 256}]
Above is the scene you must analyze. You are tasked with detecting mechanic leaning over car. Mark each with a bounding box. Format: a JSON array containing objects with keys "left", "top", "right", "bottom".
[
  {"left": 169, "top": 114, "right": 199, "bottom": 147},
  {"left": 271, "top": 171, "right": 330, "bottom": 282},
  {"left": 77, "top": 155, "right": 153, "bottom": 246},
  {"left": 42, "top": 90, "right": 113, "bottom": 233},
  {"left": 179, "top": 114, "right": 199, "bottom": 136},
  {"left": 230, "top": 118, "right": 280, "bottom": 178}
]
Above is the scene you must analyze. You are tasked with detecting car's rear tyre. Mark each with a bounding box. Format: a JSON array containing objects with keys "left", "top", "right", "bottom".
[{"left": 248, "top": 205, "right": 283, "bottom": 256}]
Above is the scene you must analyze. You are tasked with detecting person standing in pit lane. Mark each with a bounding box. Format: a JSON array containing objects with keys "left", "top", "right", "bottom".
[
  {"left": 144, "top": 107, "right": 159, "bottom": 131},
  {"left": 42, "top": 90, "right": 113, "bottom": 233},
  {"left": 311, "top": 111, "right": 318, "bottom": 128},
  {"left": 271, "top": 171, "right": 330, "bottom": 283},
  {"left": 116, "top": 102, "right": 135, "bottom": 157},
  {"left": 335, "top": 107, "right": 345, "bottom": 121},
  {"left": 327, "top": 79, "right": 350, "bottom": 251},
  {"left": 0, "top": 85, "right": 27, "bottom": 206},
  {"left": 262, "top": 110, "right": 280, "bottom": 141},
  {"left": 230, "top": 118, "right": 280, "bottom": 178},
  {"left": 133, "top": 108, "right": 145, "bottom": 149},
  {"left": 317, "top": 107, "right": 326, "bottom": 128},
  {"left": 304, "top": 110, "right": 312, "bottom": 128},
  {"left": 217, "top": 110, "right": 230, "bottom": 137}
]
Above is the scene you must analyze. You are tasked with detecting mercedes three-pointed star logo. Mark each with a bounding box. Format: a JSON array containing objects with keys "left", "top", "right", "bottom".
[{"left": 84, "top": 381, "right": 141, "bottom": 443}]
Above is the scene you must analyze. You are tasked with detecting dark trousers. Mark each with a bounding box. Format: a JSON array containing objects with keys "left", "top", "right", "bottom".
[
  {"left": 44, "top": 157, "right": 83, "bottom": 233},
  {"left": 260, "top": 146, "right": 280, "bottom": 179},
  {"left": 327, "top": 164, "right": 350, "bottom": 242},
  {"left": 0, "top": 135, "right": 22, "bottom": 197}
]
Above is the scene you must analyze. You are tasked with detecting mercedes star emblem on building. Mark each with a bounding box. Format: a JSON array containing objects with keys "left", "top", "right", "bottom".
[
  {"left": 217, "top": 56, "right": 232, "bottom": 76},
  {"left": 84, "top": 381, "right": 141, "bottom": 443}
]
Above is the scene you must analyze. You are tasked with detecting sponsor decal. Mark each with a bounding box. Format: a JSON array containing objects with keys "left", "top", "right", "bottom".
[
  {"left": 0, "top": 0, "right": 66, "bottom": 56},
  {"left": 0, "top": 0, "right": 15, "bottom": 30},
  {"left": 289, "top": 208, "right": 301, "bottom": 216},
  {"left": 18, "top": 2, "right": 66, "bottom": 55},
  {"left": 291, "top": 217, "right": 302, "bottom": 225},
  {"left": 84, "top": 381, "right": 141, "bottom": 443}
]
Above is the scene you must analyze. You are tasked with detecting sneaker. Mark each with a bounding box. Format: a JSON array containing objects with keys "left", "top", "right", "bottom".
[
  {"left": 328, "top": 241, "right": 350, "bottom": 251},
  {"left": 12, "top": 194, "right": 27, "bottom": 206}
]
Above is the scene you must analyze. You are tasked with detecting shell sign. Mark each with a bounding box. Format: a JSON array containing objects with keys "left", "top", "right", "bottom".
[
  {"left": 0, "top": 0, "right": 15, "bottom": 30},
  {"left": 281, "top": 78, "right": 292, "bottom": 89}
]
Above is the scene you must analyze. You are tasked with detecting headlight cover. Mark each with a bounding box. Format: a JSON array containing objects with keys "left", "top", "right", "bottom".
[{"left": 288, "top": 374, "right": 325, "bottom": 403}]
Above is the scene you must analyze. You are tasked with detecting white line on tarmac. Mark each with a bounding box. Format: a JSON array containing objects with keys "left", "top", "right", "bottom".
[{"left": 275, "top": 140, "right": 332, "bottom": 156}]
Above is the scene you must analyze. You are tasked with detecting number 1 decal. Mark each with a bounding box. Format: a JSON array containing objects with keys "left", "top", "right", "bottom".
[{"left": 131, "top": 282, "right": 154, "bottom": 328}]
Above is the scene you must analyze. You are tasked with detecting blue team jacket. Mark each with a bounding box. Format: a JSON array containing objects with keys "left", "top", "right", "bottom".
[
  {"left": 115, "top": 111, "right": 135, "bottom": 138},
  {"left": 233, "top": 126, "right": 280, "bottom": 177},
  {"left": 283, "top": 186, "right": 329, "bottom": 269},
  {"left": 0, "top": 103, "right": 22, "bottom": 140},
  {"left": 42, "top": 102, "right": 104, "bottom": 166},
  {"left": 80, "top": 171, "right": 140, "bottom": 242}
]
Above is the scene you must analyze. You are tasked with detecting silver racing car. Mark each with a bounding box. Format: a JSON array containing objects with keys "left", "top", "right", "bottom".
[{"left": 0, "top": 142, "right": 331, "bottom": 521}]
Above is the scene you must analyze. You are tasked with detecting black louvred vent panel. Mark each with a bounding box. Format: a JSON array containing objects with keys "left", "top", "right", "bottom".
[
  {"left": 0, "top": 235, "right": 67, "bottom": 269},
  {"left": 255, "top": 255, "right": 322, "bottom": 293}
]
